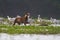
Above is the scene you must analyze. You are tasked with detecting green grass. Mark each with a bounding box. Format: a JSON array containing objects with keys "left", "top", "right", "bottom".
[{"left": 0, "top": 24, "right": 60, "bottom": 34}]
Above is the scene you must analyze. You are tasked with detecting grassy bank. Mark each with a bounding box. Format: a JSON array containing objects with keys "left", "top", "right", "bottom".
[{"left": 0, "top": 24, "right": 60, "bottom": 34}]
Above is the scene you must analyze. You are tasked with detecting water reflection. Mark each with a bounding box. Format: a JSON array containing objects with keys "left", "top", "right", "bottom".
[{"left": 0, "top": 33, "right": 60, "bottom": 40}]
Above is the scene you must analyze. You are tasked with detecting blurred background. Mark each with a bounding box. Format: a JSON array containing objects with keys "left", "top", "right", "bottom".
[{"left": 0, "top": 0, "right": 60, "bottom": 19}]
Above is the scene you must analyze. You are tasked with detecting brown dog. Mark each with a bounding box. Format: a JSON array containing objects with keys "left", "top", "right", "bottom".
[{"left": 13, "top": 13, "right": 30, "bottom": 25}]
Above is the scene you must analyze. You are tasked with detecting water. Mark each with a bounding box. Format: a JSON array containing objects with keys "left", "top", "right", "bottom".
[{"left": 0, "top": 33, "right": 60, "bottom": 40}]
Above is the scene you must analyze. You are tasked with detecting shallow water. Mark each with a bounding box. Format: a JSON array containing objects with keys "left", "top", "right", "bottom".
[{"left": 0, "top": 33, "right": 60, "bottom": 40}]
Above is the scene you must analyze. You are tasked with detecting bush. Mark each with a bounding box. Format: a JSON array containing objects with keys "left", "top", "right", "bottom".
[{"left": 40, "top": 21, "right": 52, "bottom": 26}]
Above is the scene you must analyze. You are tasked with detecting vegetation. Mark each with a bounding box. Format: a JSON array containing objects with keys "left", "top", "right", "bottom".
[
  {"left": 40, "top": 21, "right": 52, "bottom": 26},
  {"left": 0, "top": 24, "right": 60, "bottom": 34},
  {"left": 0, "top": 17, "right": 59, "bottom": 34}
]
